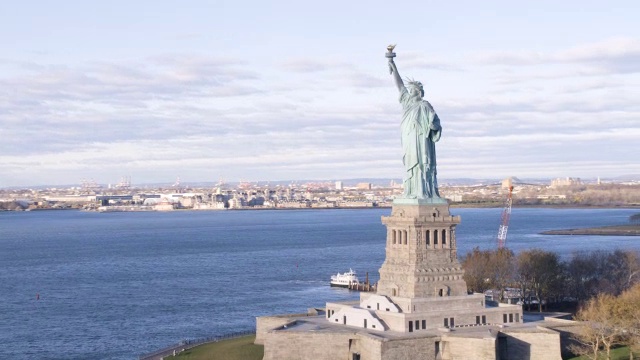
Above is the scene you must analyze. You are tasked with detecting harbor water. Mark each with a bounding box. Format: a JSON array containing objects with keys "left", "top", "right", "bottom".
[{"left": 1, "top": 207, "right": 638, "bottom": 359}]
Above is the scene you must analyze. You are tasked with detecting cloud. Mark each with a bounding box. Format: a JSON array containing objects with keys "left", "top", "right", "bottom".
[
  {"left": 474, "top": 37, "right": 640, "bottom": 74},
  {"left": 280, "top": 58, "right": 352, "bottom": 73},
  {"left": 555, "top": 38, "right": 640, "bottom": 63},
  {"left": 0, "top": 55, "right": 266, "bottom": 157},
  {"left": 347, "top": 72, "right": 387, "bottom": 88},
  {"left": 278, "top": 58, "right": 389, "bottom": 89},
  {"left": 400, "top": 52, "right": 464, "bottom": 72},
  {"left": 1, "top": 39, "right": 640, "bottom": 187},
  {"left": 281, "top": 59, "right": 331, "bottom": 73},
  {"left": 1, "top": 55, "right": 259, "bottom": 105},
  {"left": 474, "top": 51, "right": 545, "bottom": 66}
]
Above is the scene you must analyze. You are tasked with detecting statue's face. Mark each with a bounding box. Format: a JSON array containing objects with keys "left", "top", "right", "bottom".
[{"left": 409, "top": 85, "right": 424, "bottom": 98}]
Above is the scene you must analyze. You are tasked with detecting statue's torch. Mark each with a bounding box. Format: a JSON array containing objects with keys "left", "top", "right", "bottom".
[
  {"left": 386, "top": 44, "right": 396, "bottom": 59},
  {"left": 386, "top": 44, "right": 396, "bottom": 74}
]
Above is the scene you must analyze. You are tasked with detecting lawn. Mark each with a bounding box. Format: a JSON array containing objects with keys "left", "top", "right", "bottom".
[
  {"left": 164, "top": 335, "right": 638, "bottom": 360},
  {"left": 164, "top": 335, "right": 263, "bottom": 360},
  {"left": 566, "top": 346, "right": 638, "bottom": 360}
]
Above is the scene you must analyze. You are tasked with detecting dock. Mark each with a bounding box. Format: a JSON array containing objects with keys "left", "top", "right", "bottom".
[
  {"left": 348, "top": 282, "right": 376, "bottom": 292},
  {"left": 348, "top": 272, "right": 376, "bottom": 292}
]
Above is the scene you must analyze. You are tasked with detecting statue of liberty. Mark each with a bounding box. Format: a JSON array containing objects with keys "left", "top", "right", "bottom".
[{"left": 387, "top": 45, "right": 442, "bottom": 199}]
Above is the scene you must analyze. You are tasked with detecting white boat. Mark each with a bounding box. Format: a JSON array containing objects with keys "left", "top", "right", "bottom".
[{"left": 330, "top": 269, "right": 360, "bottom": 288}]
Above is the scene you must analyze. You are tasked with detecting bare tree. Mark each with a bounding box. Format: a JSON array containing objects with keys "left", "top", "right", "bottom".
[
  {"left": 612, "top": 284, "right": 640, "bottom": 360},
  {"left": 462, "top": 247, "right": 492, "bottom": 294},
  {"left": 571, "top": 284, "right": 640, "bottom": 360},
  {"left": 571, "top": 293, "right": 619, "bottom": 360},
  {"left": 597, "top": 250, "right": 640, "bottom": 296},
  {"left": 517, "top": 249, "right": 563, "bottom": 312},
  {"left": 567, "top": 251, "right": 605, "bottom": 302},
  {"left": 489, "top": 247, "right": 516, "bottom": 303}
]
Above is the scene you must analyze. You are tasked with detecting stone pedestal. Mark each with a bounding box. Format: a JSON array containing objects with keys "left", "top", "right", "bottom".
[{"left": 376, "top": 198, "right": 467, "bottom": 299}]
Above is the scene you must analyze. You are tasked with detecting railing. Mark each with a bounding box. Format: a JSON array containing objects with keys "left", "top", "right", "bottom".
[{"left": 138, "top": 328, "right": 256, "bottom": 360}]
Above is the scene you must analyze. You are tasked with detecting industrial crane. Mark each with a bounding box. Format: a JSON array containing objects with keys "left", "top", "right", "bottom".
[{"left": 496, "top": 186, "right": 514, "bottom": 249}]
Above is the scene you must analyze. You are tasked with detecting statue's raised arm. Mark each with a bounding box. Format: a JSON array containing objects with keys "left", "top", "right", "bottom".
[{"left": 386, "top": 44, "right": 405, "bottom": 93}]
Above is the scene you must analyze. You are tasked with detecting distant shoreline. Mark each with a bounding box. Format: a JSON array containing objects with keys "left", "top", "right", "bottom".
[
  {"left": 3, "top": 203, "right": 640, "bottom": 213},
  {"left": 540, "top": 224, "right": 640, "bottom": 236},
  {"left": 452, "top": 203, "right": 640, "bottom": 209}
]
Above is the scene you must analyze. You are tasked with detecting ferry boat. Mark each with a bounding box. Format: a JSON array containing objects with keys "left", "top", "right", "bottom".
[{"left": 330, "top": 268, "right": 360, "bottom": 288}]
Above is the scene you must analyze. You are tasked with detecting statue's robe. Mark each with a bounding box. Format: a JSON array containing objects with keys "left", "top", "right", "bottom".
[{"left": 399, "top": 87, "right": 442, "bottom": 198}]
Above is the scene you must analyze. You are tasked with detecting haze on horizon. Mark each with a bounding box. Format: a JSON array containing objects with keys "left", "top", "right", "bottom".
[{"left": 1, "top": 1, "right": 639, "bottom": 188}]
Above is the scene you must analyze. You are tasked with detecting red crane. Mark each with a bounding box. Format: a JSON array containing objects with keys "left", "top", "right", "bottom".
[{"left": 497, "top": 186, "right": 514, "bottom": 248}]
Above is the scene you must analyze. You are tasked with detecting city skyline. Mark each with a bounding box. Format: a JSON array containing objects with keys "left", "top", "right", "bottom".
[{"left": 1, "top": 1, "right": 639, "bottom": 187}]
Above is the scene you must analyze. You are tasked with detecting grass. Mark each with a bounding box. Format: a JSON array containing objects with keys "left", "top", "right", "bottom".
[
  {"left": 566, "top": 346, "right": 638, "bottom": 360},
  {"left": 164, "top": 335, "right": 263, "bottom": 360},
  {"left": 163, "top": 334, "right": 639, "bottom": 360}
]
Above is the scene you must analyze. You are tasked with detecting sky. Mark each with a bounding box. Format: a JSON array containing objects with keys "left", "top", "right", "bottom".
[{"left": 1, "top": 1, "right": 639, "bottom": 187}]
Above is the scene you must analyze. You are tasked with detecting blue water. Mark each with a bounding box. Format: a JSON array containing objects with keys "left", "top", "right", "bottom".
[{"left": 0, "top": 207, "right": 638, "bottom": 359}]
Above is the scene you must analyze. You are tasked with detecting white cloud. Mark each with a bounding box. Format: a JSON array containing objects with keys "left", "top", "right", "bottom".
[
  {"left": 475, "top": 37, "right": 640, "bottom": 74},
  {"left": 2, "top": 35, "right": 640, "bottom": 187}
]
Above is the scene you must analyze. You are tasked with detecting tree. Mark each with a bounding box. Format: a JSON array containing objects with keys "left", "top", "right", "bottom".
[
  {"left": 565, "top": 250, "right": 640, "bottom": 299},
  {"left": 516, "top": 249, "right": 564, "bottom": 312},
  {"left": 571, "top": 293, "right": 620, "bottom": 360},
  {"left": 597, "top": 250, "right": 640, "bottom": 296},
  {"left": 489, "top": 247, "right": 516, "bottom": 303},
  {"left": 612, "top": 284, "right": 640, "bottom": 359},
  {"left": 462, "top": 248, "right": 516, "bottom": 302},
  {"left": 567, "top": 251, "right": 604, "bottom": 302},
  {"left": 618, "top": 250, "right": 640, "bottom": 292},
  {"left": 571, "top": 284, "right": 640, "bottom": 360},
  {"left": 462, "top": 247, "right": 492, "bottom": 294}
]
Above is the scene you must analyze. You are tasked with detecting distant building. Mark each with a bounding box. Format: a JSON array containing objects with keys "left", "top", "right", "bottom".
[
  {"left": 228, "top": 197, "right": 244, "bottom": 209},
  {"left": 502, "top": 177, "right": 514, "bottom": 189},
  {"left": 356, "top": 182, "right": 372, "bottom": 190},
  {"left": 335, "top": 181, "right": 343, "bottom": 191},
  {"left": 550, "top": 177, "right": 582, "bottom": 188},
  {"left": 537, "top": 194, "right": 567, "bottom": 200},
  {"left": 153, "top": 198, "right": 175, "bottom": 211},
  {"left": 45, "top": 195, "right": 96, "bottom": 203}
]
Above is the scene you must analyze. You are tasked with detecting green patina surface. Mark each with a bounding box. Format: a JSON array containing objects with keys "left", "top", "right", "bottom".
[{"left": 388, "top": 46, "right": 443, "bottom": 200}]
